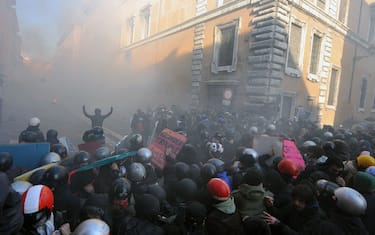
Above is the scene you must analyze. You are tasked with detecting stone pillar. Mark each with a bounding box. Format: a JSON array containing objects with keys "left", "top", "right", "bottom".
[
  {"left": 247, "top": 0, "right": 290, "bottom": 117},
  {"left": 191, "top": 0, "right": 207, "bottom": 108}
]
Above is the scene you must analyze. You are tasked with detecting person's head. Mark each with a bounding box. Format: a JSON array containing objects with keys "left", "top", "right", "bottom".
[
  {"left": 242, "top": 169, "right": 263, "bottom": 186},
  {"left": 94, "top": 108, "right": 101, "bottom": 115},
  {"left": 46, "top": 129, "right": 58, "bottom": 140},
  {"left": 353, "top": 171, "right": 375, "bottom": 194},
  {"left": 109, "top": 177, "right": 132, "bottom": 209},
  {"left": 73, "top": 151, "right": 91, "bottom": 168},
  {"left": 291, "top": 184, "right": 315, "bottom": 211},
  {"left": 72, "top": 219, "right": 110, "bottom": 235},
  {"left": 135, "top": 194, "right": 160, "bottom": 220},
  {"left": 0, "top": 152, "right": 13, "bottom": 172},
  {"left": 43, "top": 165, "right": 68, "bottom": 190},
  {"left": 243, "top": 218, "right": 271, "bottom": 235},
  {"left": 324, "top": 157, "right": 344, "bottom": 177},
  {"left": 333, "top": 187, "right": 367, "bottom": 216},
  {"left": 185, "top": 201, "right": 207, "bottom": 228},
  {"left": 28, "top": 117, "right": 40, "bottom": 127},
  {"left": 22, "top": 185, "right": 54, "bottom": 227},
  {"left": 51, "top": 144, "right": 68, "bottom": 159},
  {"left": 207, "top": 178, "right": 230, "bottom": 202}
]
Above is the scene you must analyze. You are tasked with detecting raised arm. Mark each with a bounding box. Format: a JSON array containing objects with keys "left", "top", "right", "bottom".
[
  {"left": 82, "top": 105, "right": 91, "bottom": 118},
  {"left": 103, "top": 106, "right": 113, "bottom": 118}
]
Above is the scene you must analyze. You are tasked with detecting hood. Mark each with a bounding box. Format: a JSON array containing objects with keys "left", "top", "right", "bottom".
[
  {"left": 214, "top": 197, "right": 236, "bottom": 214},
  {"left": 238, "top": 184, "right": 265, "bottom": 200}
]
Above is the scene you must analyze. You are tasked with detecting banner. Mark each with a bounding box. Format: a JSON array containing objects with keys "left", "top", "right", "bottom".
[
  {"left": 68, "top": 151, "right": 136, "bottom": 183},
  {"left": 0, "top": 143, "right": 50, "bottom": 170},
  {"left": 148, "top": 128, "right": 187, "bottom": 169},
  {"left": 282, "top": 139, "right": 305, "bottom": 171},
  {"left": 14, "top": 162, "right": 58, "bottom": 181},
  {"left": 78, "top": 140, "right": 103, "bottom": 154},
  {"left": 252, "top": 135, "right": 283, "bottom": 157}
]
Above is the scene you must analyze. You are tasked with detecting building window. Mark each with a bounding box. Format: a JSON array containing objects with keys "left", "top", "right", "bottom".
[
  {"left": 327, "top": 67, "right": 340, "bottom": 106},
  {"left": 286, "top": 18, "right": 305, "bottom": 76},
  {"left": 140, "top": 6, "right": 151, "bottom": 40},
  {"left": 338, "top": 0, "right": 348, "bottom": 23},
  {"left": 217, "top": 0, "right": 233, "bottom": 7},
  {"left": 127, "top": 17, "right": 135, "bottom": 45},
  {"left": 359, "top": 78, "right": 368, "bottom": 110},
  {"left": 211, "top": 19, "right": 240, "bottom": 73},
  {"left": 308, "top": 32, "right": 323, "bottom": 81},
  {"left": 316, "top": 0, "right": 326, "bottom": 9}
]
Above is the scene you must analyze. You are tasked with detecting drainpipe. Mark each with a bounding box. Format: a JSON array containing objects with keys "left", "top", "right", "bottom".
[{"left": 348, "top": 0, "right": 364, "bottom": 103}]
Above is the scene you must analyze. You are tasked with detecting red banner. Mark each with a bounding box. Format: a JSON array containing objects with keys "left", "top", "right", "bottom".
[
  {"left": 78, "top": 140, "right": 103, "bottom": 154},
  {"left": 149, "top": 129, "right": 187, "bottom": 169}
]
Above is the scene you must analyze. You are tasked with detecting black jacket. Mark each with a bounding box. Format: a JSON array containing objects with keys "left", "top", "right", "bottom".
[
  {"left": 361, "top": 193, "right": 375, "bottom": 235},
  {"left": 206, "top": 198, "right": 245, "bottom": 235},
  {"left": 18, "top": 126, "right": 45, "bottom": 143},
  {"left": 117, "top": 216, "right": 165, "bottom": 235},
  {"left": 0, "top": 172, "right": 24, "bottom": 235}
]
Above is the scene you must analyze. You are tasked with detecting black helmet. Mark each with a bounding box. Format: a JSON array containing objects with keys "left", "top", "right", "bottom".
[
  {"left": 322, "top": 141, "right": 335, "bottom": 152},
  {"left": 0, "top": 152, "right": 13, "bottom": 172},
  {"left": 175, "top": 162, "right": 190, "bottom": 180},
  {"left": 129, "top": 133, "right": 143, "bottom": 150},
  {"left": 175, "top": 178, "right": 197, "bottom": 202},
  {"left": 46, "top": 129, "right": 58, "bottom": 139},
  {"left": 201, "top": 163, "right": 217, "bottom": 180},
  {"left": 110, "top": 177, "right": 132, "bottom": 200},
  {"left": 147, "top": 184, "right": 167, "bottom": 201},
  {"left": 239, "top": 148, "right": 258, "bottom": 167},
  {"left": 128, "top": 162, "right": 146, "bottom": 183},
  {"left": 43, "top": 165, "right": 68, "bottom": 189},
  {"left": 311, "top": 137, "right": 322, "bottom": 146},
  {"left": 135, "top": 193, "right": 160, "bottom": 218},
  {"left": 29, "top": 169, "right": 47, "bottom": 185},
  {"left": 207, "top": 158, "right": 225, "bottom": 173},
  {"left": 51, "top": 144, "right": 68, "bottom": 159},
  {"left": 94, "top": 147, "right": 111, "bottom": 161},
  {"left": 189, "top": 164, "right": 201, "bottom": 181},
  {"left": 73, "top": 151, "right": 91, "bottom": 167},
  {"left": 136, "top": 147, "right": 152, "bottom": 164}
]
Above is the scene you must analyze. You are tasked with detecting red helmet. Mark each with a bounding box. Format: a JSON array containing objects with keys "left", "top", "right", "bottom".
[
  {"left": 277, "top": 159, "right": 299, "bottom": 176},
  {"left": 22, "top": 185, "right": 54, "bottom": 214},
  {"left": 207, "top": 178, "right": 230, "bottom": 201}
]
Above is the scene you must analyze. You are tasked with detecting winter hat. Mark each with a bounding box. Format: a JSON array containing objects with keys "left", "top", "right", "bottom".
[
  {"left": 353, "top": 171, "right": 375, "bottom": 193},
  {"left": 207, "top": 178, "right": 230, "bottom": 201},
  {"left": 357, "top": 155, "right": 375, "bottom": 168}
]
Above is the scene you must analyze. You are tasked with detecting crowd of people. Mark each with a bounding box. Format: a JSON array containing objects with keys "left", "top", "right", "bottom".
[{"left": 2, "top": 104, "right": 375, "bottom": 234}]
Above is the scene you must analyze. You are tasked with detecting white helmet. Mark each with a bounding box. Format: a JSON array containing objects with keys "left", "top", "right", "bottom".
[
  {"left": 72, "top": 219, "right": 110, "bottom": 235},
  {"left": 11, "top": 180, "right": 32, "bottom": 195},
  {"left": 302, "top": 140, "right": 317, "bottom": 148},
  {"left": 323, "top": 131, "right": 333, "bottom": 139},
  {"left": 29, "top": 117, "right": 40, "bottom": 127},
  {"left": 334, "top": 187, "right": 367, "bottom": 216},
  {"left": 249, "top": 126, "right": 258, "bottom": 134},
  {"left": 41, "top": 152, "right": 61, "bottom": 166}
]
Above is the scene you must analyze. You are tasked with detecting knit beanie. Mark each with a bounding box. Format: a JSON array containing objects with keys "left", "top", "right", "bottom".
[{"left": 353, "top": 171, "right": 375, "bottom": 193}]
